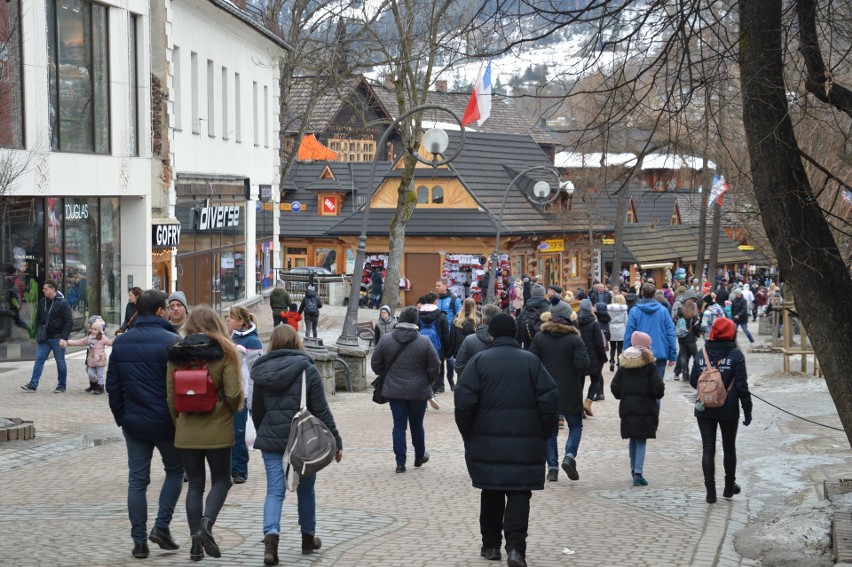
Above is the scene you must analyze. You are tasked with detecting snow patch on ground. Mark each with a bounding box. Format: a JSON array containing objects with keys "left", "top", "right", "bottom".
[{"left": 735, "top": 500, "right": 835, "bottom": 567}]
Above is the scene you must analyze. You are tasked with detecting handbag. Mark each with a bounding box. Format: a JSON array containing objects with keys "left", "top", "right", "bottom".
[
  {"left": 284, "top": 370, "right": 337, "bottom": 491},
  {"left": 36, "top": 297, "right": 54, "bottom": 343},
  {"left": 371, "top": 338, "right": 412, "bottom": 404}
]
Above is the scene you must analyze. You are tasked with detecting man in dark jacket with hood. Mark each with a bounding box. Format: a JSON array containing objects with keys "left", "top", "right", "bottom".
[
  {"left": 516, "top": 283, "right": 549, "bottom": 349},
  {"left": 529, "top": 302, "right": 590, "bottom": 482},
  {"left": 455, "top": 313, "right": 558, "bottom": 567},
  {"left": 106, "top": 289, "right": 183, "bottom": 558},
  {"left": 729, "top": 289, "right": 755, "bottom": 343},
  {"left": 21, "top": 279, "right": 74, "bottom": 393}
]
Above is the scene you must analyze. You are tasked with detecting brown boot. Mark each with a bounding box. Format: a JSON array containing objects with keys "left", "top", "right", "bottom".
[
  {"left": 263, "top": 534, "right": 279, "bottom": 565},
  {"left": 583, "top": 398, "right": 594, "bottom": 417},
  {"left": 302, "top": 533, "right": 322, "bottom": 555}
]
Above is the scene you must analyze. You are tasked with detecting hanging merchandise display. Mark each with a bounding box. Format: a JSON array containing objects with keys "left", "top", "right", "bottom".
[
  {"left": 441, "top": 254, "right": 484, "bottom": 301},
  {"left": 361, "top": 254, "right": 387, "bottom": 284}
]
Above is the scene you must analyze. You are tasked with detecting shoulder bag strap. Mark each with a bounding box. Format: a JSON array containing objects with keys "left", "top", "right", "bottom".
[
  {"left": 300, "top": 370, "right": 307, "bottom": 411},
  {"left": 383, "top": 337, "right": 413, "bottom": 374}
]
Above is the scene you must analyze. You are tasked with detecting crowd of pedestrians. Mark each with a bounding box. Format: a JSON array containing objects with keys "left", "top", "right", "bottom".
[{"left": 19, "top": 271, "right": 763, "bottom": 567}]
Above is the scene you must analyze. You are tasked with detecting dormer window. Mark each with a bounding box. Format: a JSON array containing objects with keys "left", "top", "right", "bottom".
[{"left": 416, "top": 185, "right": 445, "bottom": 204}]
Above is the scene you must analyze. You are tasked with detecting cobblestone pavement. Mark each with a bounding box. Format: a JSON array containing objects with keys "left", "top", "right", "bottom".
[{"left": 0, "top": 304, "right": 844, "bottom": 566}]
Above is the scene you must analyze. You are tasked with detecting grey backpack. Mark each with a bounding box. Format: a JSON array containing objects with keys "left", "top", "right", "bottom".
[{"left": 284, "top": 370, "right": 337, "bottom": 491}]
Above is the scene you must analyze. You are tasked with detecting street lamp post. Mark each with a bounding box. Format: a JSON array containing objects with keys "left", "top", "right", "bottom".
[
  {"left": 336, "top": 104, "right": 465, "bottom": 347},
  {"left": 485, "top": 166, "right": 566, "bottom": 305}
]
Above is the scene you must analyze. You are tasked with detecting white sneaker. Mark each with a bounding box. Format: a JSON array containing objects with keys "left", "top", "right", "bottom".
[{"left": 428, "top": 396, "right": 440, "bottom": 410}]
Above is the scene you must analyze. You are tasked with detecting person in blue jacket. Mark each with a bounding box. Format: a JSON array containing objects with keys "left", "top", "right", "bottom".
[
  {"left": 106, "top": 289, "right": 183, "bottom": 559},
  {"left": 623, "top": 282, "right": 678, "bottom": 381}
]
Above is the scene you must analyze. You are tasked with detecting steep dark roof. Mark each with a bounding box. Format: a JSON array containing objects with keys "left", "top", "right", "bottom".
[
  {"left": 370, "top": 85, "right": 559, "bottom": 147},
  {"left": 285, "top": 77, "right": 376, "bottom": 133},
  {"left": 602, "top": 224, "right": 760, "bottom": 266},
  {"left": 206, "top": 0, "right": 291, "bottom": 50},
  {"left": 585, "top": 186, "right": 681, "bottom": 227},
  {"left": 284, "top": 131, "right": 588, "bottom": 239}
]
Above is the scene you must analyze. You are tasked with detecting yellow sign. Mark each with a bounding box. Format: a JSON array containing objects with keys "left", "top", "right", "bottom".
[
  {"left": 537, "top": 239, "right": 565, "bottom": 253},
  {"left": 738, "top": 245, "right": 755, "bottom": 251},
  {"left": 601, "top": 238, "right": 615, "bottom": 245},
  {"left": 262, "top": 202, "right": 274, "bottom": 211},
  {"left": 280, "top": 203, "right": 291, "bottom": 211}
]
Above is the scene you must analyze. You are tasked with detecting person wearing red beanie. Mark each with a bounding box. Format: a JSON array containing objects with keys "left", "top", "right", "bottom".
[{"left": 690, "top": 316, "right": 753, "bottom": 504}]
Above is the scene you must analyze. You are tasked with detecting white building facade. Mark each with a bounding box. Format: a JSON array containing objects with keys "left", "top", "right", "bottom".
[
  {"left": 0, "top": 0, "right": 153, "bottom": 359},
  {"left": 157, "top": 0, "right": 286, "bottom": 308}
]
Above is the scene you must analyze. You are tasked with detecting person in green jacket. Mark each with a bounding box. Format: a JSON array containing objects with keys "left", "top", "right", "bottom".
[
  {"left": 270, "top": 281, "right": 291, "bottom": 327},
  {"left": 167, "top": 306, "right": 244, "bottom": 562}
]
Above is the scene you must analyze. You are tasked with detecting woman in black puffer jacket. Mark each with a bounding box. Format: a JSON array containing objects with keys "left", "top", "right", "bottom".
[
  {"left": 577, "top": 299, "right": 608, "bottom": 411},
  {"left": 371, "top": 306, "right": 440, "bottom": 474},
  {"left": 251, "top": 325, "right": 342, "bottom": 565}
]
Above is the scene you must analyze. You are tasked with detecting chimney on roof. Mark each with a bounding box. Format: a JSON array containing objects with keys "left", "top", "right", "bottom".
[
  {"left": 435, "top": 80, "right": 447, "bottom": 93},
  {"left": 384, "top": 75, "right": 395, "bottom": 90}
]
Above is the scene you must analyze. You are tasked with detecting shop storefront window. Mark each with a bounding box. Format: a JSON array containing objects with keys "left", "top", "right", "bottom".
[
  {"left": 63, "top": 197, "right": 98, "bottom": 325},
  {"left": 1, "top": 198, "right": 44, "bottom": 343},
  {"left": 176, "top": 200, "right": 245, "bottom": 309},
  {"left": 100, "top": 197, "right": 121, "bottom": 324},
  {"left": 47, "top": 0, "right": 110, "bottom": 154},
  {"left": 46, "top": 198, "right": 63, "bottom": 283}
]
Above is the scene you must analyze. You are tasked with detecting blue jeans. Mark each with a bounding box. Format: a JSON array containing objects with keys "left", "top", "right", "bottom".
[
  {"left": 655, "top": 359, "right": 667, "bottom": 382},
  {"left": 546, "top": 412, "right": 583, "bottom": 468},
  {"left": 231, "top": 406, "right": 249, "bottom": 478},
  {"left": 629, "top": 438, "right": 647, "bottom": 475},
  {"left": 261, "top": 451, "right": 316, "bottom": 536},
  {"left": 123, "top": 430, "right": 184, "bottom": 544},
  {"left": 29, "top": 338, "right": 67, "bottom": 389},
  {"left": 388, "top": 399, "right": 427, "bottom": 466},
  {"left": 736, "top": 320, "right": 755, "bottom": 343}
]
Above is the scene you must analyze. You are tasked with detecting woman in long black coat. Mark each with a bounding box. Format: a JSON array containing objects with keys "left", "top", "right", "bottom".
[{"left": 611, "top": 331, "right": 665, "bottom": 487}]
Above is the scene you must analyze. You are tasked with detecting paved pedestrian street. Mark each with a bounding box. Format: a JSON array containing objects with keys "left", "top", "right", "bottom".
[{"left": 0, "top": 309, "right": 846, "bottom": 566}]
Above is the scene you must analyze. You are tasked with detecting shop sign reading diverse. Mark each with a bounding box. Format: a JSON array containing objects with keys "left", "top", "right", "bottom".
[
  {"left": 537, "top": 239, "right": 565, "bottom": 253},
  {"left": 196, "top": 205, "right": 240, "bottom": 230}
]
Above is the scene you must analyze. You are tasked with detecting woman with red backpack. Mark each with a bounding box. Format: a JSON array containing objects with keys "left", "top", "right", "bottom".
[{"left": 689, "top": 318, "right": 753, "bottom": 504}]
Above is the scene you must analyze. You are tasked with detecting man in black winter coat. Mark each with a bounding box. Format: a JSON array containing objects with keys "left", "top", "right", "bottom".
[
  {"left": 455, "top": 314, "right": 558, "bottom": 567},
  {"left": 516, "top": 283, "right": 549, "bottom": 349},
  {"left": 106, "top": 289, "right": 183, "bottom": 558},
  {"left": 21, "top": 279, "right": 73, "bottom": 393}
]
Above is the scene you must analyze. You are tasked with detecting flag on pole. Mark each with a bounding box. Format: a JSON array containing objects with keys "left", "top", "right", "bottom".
[
  {"left": 462, "top": 60, "right": 493, "bottom": 127},
  {"left": 709, "top": 175, "right": 729, "bottom": 206}
]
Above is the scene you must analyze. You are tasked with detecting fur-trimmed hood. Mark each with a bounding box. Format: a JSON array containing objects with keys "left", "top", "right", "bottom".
[
  {"left": 167, "top": 333, "right": 225, "bottom": 364},
  {"left": 539, "top": 319, "right": 580, "bottom": 336},
  {"left": 619, "top": 348, "right": 656, "bottom": 368}
]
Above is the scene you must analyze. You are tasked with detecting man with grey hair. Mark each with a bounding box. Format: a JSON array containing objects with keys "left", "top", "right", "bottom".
[
  {"left": 454, "top": 304, "right": 500, "bottom": 376},
  {"left": 730, "top": 288, "right": 755, "bottom": 343}
]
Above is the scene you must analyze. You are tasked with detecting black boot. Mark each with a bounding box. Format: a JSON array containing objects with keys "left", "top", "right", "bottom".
[
  {"left": 190, "top": 536, "right": 204, "bottom": 561},
  {"left": 302, "top": 532, "right": 322, "bottom": 555},
  {"left": 723, "top": 478, "right": 741, "bottom": 498},
  {"left": 263, "top": 534, "right": 279, "bottom": 565},
  {"left": 507, "top": 549, "right": 527, "bottom": 567},
  {"left": 195, "top": 517, "right": 221, "bottom": 558},
  {"left": 705, "top": 481, "right": 717, "bottom": 504}
]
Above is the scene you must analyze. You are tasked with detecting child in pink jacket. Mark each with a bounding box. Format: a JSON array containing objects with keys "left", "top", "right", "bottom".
[{"left": 66, "top": 318, "right": 113, "bottom": 394}]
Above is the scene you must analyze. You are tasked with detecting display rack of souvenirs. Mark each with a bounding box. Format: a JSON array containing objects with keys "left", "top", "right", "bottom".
[
  {"left": 441, "top": 253, "right": 485, "bottom": 300},
  {"left": 361, "top": 254, "right": 387, "bottom": 284},
  {"left": 461, "top": 253, "right": 509, "bottom": 304}
]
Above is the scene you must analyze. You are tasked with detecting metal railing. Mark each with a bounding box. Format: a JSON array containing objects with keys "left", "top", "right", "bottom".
[{"left": 275, "top": 272, "right": 351, "bottom": 304}]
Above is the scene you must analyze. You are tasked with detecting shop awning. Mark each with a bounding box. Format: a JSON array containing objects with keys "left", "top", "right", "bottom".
[{"left": 638, "top": 262, "right": 674, "bottom": 269}]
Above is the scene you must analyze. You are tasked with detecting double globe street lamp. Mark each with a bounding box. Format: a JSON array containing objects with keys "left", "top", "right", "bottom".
[
  {"left": 485, "top": 166, "right": 573, "bottom": 305},
  {"left": 337, "top": 104, "right": 465, "bottom": 347}
]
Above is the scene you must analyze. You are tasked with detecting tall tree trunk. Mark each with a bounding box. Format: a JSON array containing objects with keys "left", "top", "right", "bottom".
[
  {"left": 612, "top": 155, "right": 643, "bottom": 288},
  {"left": 381, "top": 159, "right": 417, "bottom": 310},
  {"left": 740, "top": 0, "right": 852, "bottom": 447}
]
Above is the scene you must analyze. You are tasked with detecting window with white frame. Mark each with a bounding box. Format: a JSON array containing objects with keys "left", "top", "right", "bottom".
[
  {"left": 221, "top": 67, "right": 228, "bottom": 140},
  {"left": 263, "top": 85, "right": 268, "bottom": 148},
  {"left": 128, "top": 13, "right": 139, "bottom": 156},
  {"left": 234, "top": 72, "right": 241, "bottom": 142},
  {"left": 252, "top": 81, "right": 258, "bottom": 146},
  {"left": 0, "top": 0, "right": 23, "bottom": 148},
  {"left": 191, "top": 51, "right": 199, "bottom": 134},
  {"left": 206, "top": 59, "right": 214, "bottom": 137},
  {"left": 173, "top": 45, "right": 181, "bottom": 130}
]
